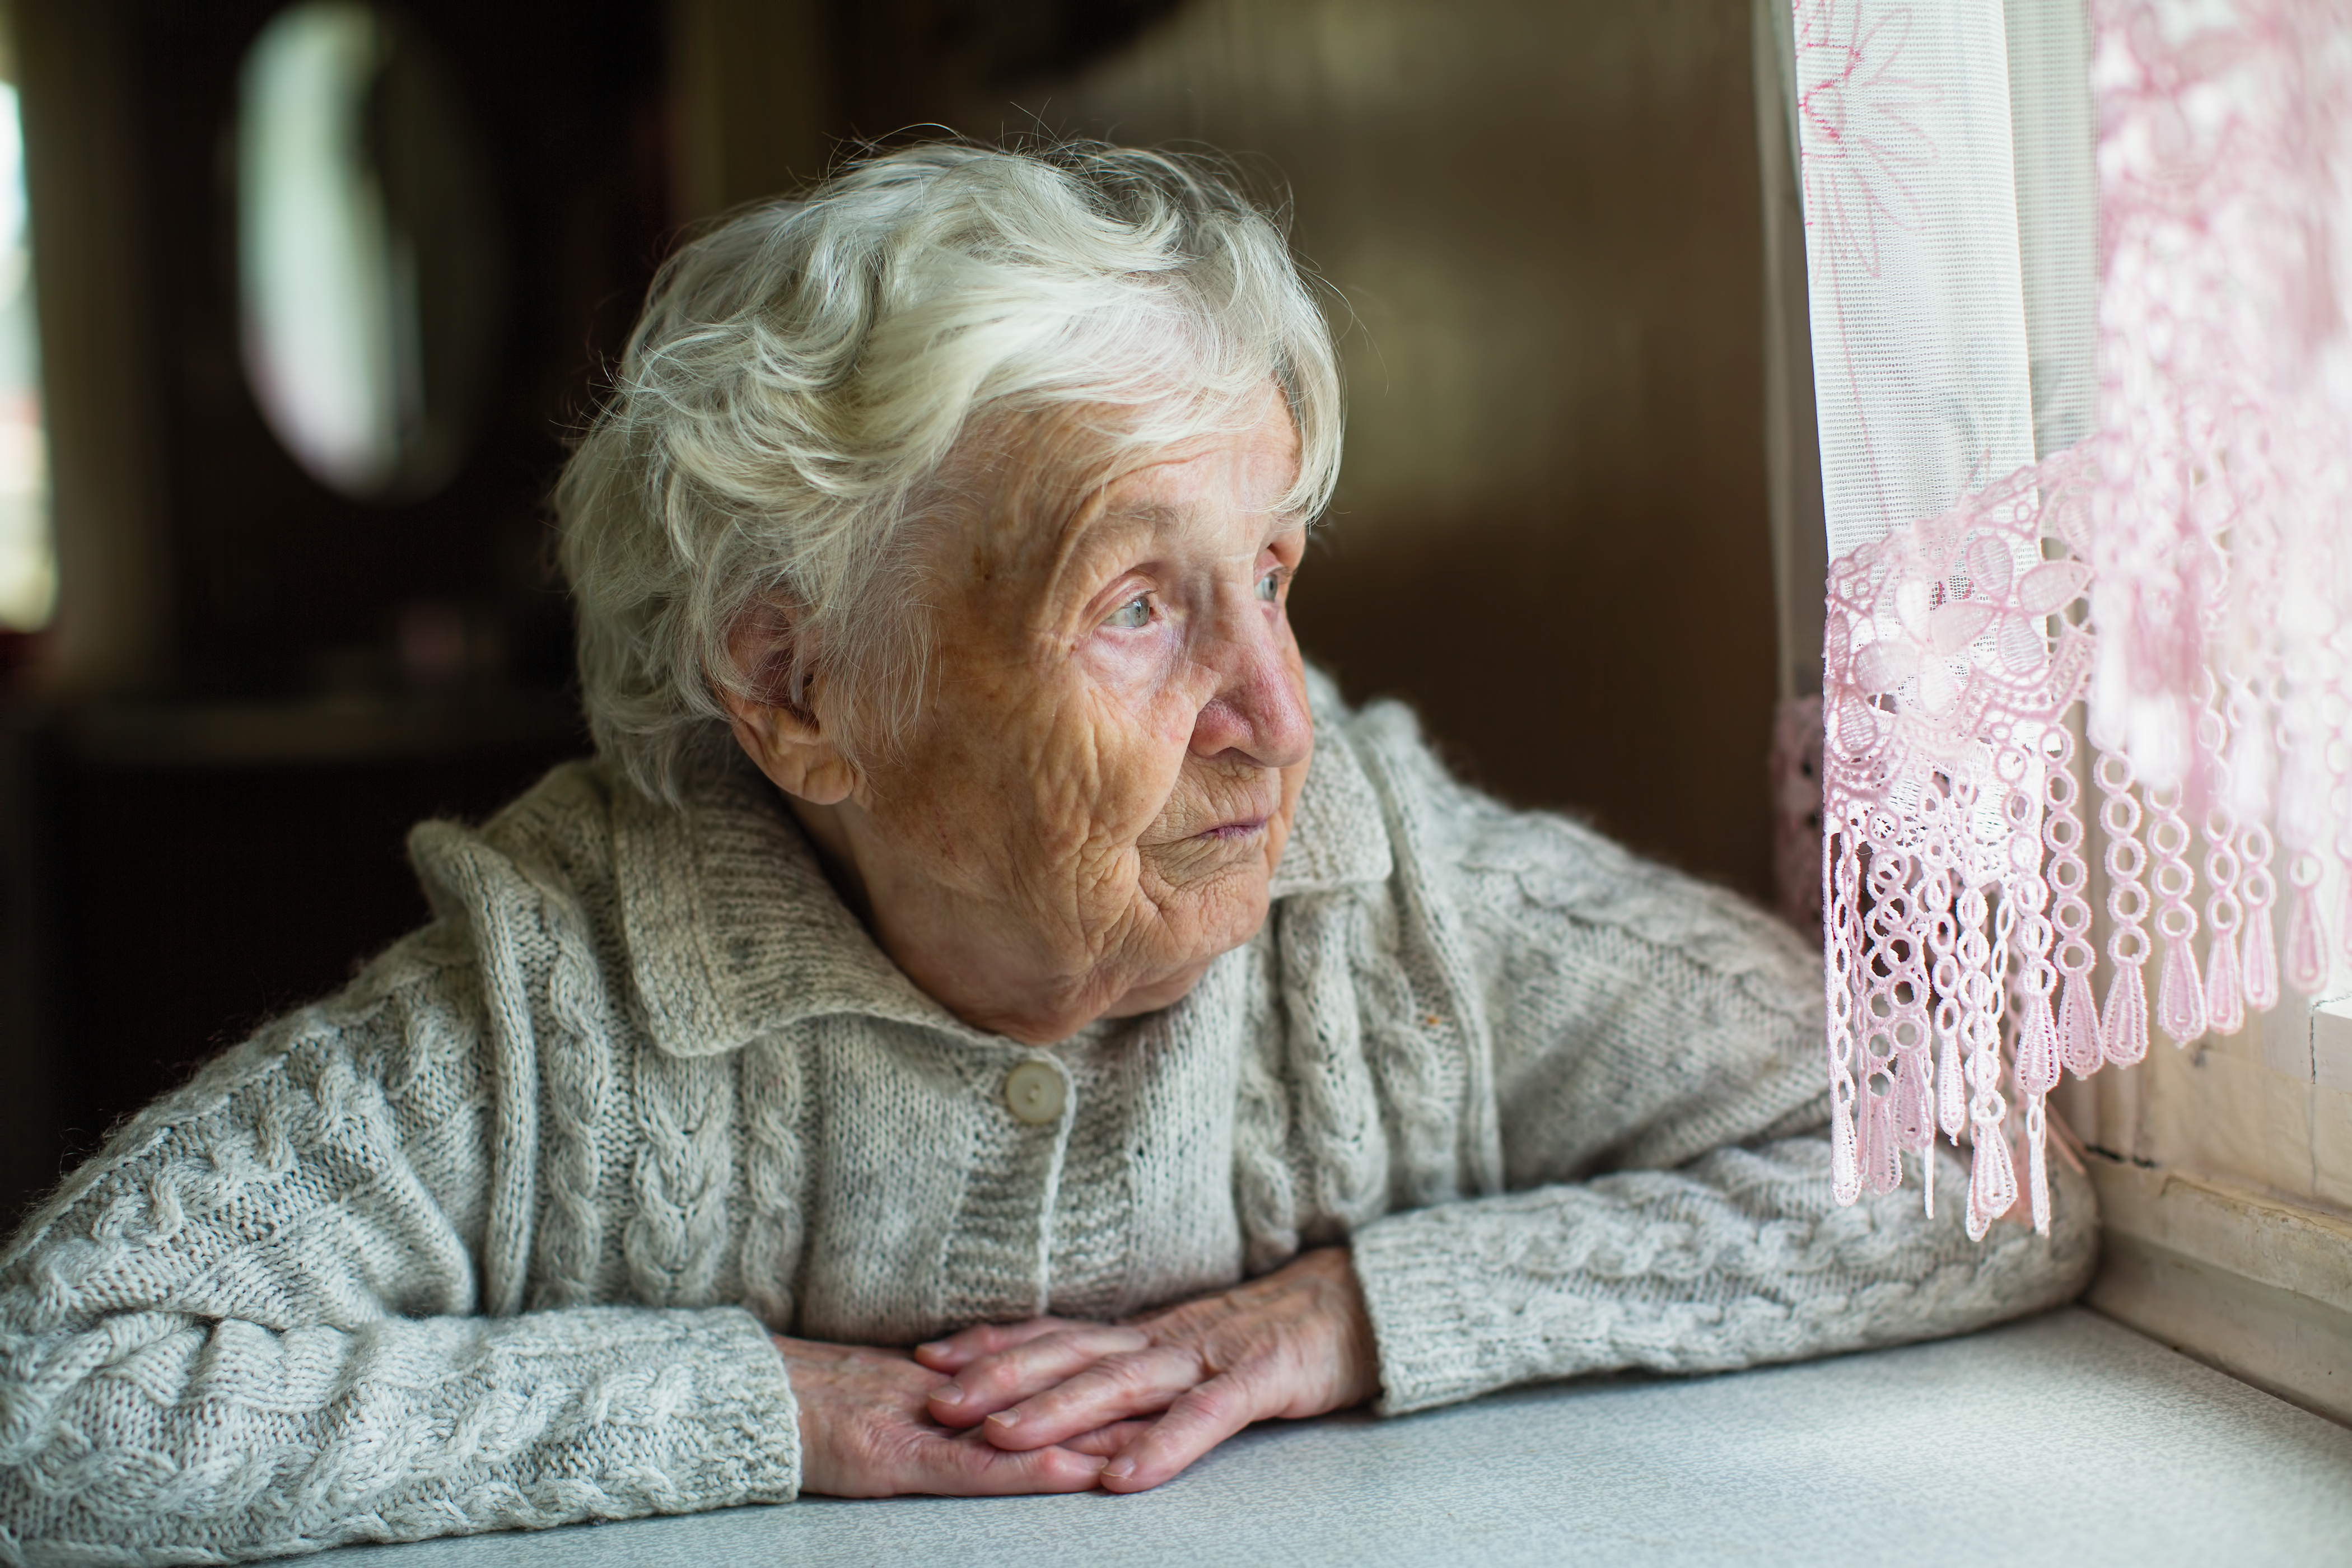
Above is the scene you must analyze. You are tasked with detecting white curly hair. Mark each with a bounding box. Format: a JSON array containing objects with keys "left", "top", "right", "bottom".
[{"left": 555, "top": 141, "right": 1345, "bottom": 802}]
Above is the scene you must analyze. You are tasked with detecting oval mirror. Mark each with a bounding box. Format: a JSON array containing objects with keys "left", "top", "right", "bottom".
[{"left": 236, "top": 2, "right": 504, "bottom": 503}]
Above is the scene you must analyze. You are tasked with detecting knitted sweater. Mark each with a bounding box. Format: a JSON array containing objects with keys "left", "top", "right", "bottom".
[{"left": 0, "top": 678, "right": 2096, "bottom": 1564}]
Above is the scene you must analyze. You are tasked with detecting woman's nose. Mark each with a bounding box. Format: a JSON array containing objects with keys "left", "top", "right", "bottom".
[{"left": 1188, "top": 595, "right": 1312, "bottom": 768}]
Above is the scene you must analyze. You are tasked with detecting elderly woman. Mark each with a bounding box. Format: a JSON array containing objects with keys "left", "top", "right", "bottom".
[{"left": 0, "top": 144, "right": 2092, "bottom": 1561}]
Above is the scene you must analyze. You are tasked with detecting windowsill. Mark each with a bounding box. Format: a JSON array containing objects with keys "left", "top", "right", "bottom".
[
  {"left": 2083, "top": 1150, "right": 2352, "bottom": 1427},
  {"left": 307, "top": 1308, "right": 2352, "bottom": 1565}
]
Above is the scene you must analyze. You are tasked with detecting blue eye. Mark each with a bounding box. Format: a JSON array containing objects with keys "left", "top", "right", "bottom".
[
  {"left": 1105, "top": 592, "right": 1152, "bottom": 629},
  {"left": 1256, "top": 568, "right": 1283, "bottom": 603}
]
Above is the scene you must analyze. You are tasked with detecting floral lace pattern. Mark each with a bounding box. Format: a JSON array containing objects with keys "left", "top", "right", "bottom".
[{"left": 1806, "top": 0, "right": 2352, "bottom": 1236}]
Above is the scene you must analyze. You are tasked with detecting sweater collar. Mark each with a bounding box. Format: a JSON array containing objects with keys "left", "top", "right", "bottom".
[
  {"left": 1267, "top": 669, "right": 1394, "bottom": 902},
  {"left": 613, "top": 691, "right": 1393, "bottom": 1058}
]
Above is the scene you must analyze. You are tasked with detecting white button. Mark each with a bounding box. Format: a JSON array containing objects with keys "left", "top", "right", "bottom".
[{"left": 1003, "top": 1060, "right": 1065, "bottom": 1126}]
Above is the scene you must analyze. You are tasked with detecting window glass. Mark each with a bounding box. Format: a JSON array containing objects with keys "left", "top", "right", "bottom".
[
  {"left": 0, "top": 77, "right": 50, "bottom": 632},
  {"left": 237, "top": 1, "right": 501, "bottom": 503}
]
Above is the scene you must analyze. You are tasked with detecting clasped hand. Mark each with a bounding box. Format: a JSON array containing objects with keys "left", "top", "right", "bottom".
[{"left": 776, "top": 1246, "right": 1378, "bottom": 1497}]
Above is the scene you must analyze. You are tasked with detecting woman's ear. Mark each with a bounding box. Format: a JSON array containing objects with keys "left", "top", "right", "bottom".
[{"left": 718, "top": 604, "right": 860, "bottom": 806}]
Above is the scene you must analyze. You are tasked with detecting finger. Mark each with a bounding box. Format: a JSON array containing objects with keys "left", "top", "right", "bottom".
[
  {"left": 1098, "top": 1371, "right": 1267, "bottom": 1494},
  {"left": 929, "top": 1324, "right": 1151, "bottom": 1426},
  {"left": 912, "top": 1317, "right": 1094, "bottom": 1373},
  {"left": 978, "top": 1343, "right": 1206, "bottom": 1451},
  {"left": 1060, "top": 1420, "right": 1154, "bottom": 1458},
  {"left": 907, "top": 1431, "right": 1109, "bottom": 1498}
]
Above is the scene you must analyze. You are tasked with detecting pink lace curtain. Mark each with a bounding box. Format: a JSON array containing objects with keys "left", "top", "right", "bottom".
[{"left": 1775, "top": 0, "right": 2352, "bottom": 1237}]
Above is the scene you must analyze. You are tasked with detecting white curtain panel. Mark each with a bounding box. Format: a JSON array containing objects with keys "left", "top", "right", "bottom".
[
  {"left": 1773, "top": 0, "right": 2352, "bottom": 1238},
  {"left": 1756, "top": 0, "right": 1831, "bottom": 937}
]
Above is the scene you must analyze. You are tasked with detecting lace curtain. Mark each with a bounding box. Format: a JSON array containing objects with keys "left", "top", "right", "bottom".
[{"left": 1763, "top": 0, "right": 2352, "bottom": 1238}]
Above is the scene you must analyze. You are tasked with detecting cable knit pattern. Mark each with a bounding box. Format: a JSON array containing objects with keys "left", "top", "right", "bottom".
[
  {"left": 1354, "top": 1140, "right": 2097, "bottom": 1414},
  {"left": 736, "top": 1036, "right": 806, "bottom": 1331},
  {"left": 0, "top": 671, "right": 2093, "bottom": 1563}
]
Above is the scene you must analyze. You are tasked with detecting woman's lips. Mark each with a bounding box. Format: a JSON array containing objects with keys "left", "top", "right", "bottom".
[{"left": 1140, "top": 769, "right": 1282, "bottom": 850}]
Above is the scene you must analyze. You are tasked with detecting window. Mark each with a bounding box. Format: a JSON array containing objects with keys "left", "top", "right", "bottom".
[
  {"left": 236, "top": 1, "right": 501, "bottom": 504},
  {"left": 0, "top": 73, "right": 48, "bottom": 633}
]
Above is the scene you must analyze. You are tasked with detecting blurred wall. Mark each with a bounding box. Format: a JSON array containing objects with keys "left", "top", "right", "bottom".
[
  {"left": 0, "top": 0, "right": 664, "bottom": 1222},
  {"left": 685, "top": 0, "right": 1780, "bottom": 899},
  {"left": 1, "top": 0, "right": 1781, "bottom": 1222}
]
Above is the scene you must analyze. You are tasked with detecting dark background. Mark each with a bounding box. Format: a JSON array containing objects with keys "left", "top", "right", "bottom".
[{"left": 0, "top": 0, "right": 1779, "bottom": 1225}]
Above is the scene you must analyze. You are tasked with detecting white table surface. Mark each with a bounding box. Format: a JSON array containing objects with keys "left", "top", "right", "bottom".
[{"left": 326, "top": 1309, "right": 2352, "bottom": 1567}]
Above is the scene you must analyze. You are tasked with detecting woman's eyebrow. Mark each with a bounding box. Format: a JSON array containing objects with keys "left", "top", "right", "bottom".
[{"left": 1035, "top": 510, "right": 1161, "bottom": 608}]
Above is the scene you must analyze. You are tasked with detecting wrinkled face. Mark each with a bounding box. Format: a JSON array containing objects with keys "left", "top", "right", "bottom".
[{"left": 823, "top": 385, "right": 1312, "bottom": 1043}]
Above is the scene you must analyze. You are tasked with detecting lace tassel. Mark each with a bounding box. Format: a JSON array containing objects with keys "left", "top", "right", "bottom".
[
  {"left": 1831, "top": 1091, "right": 1860, "bottom": 1207},
  {"left": 1826, "top": 828, "right": 1863, "bottom": 1208},
  {"left": 2058, "top": 969, "right": 2102, "bottom": 1077},
  {"left": 1894, "top": 1046, "right": 1933, "bottom": 1149},
  {"left": 2014, "top": 993, "right": 2061, "bottom": 1096},
  {"left": 2239, "top": 824, "right": 2279, "bottom": 1012},
  {"left": 1967, "top": 1121, "right": 2018, "bottom": 1241},
  {"left": 1864, "top": 1089, "right": 1902, "bottom": 1196},
  {"left": 2204, "top": 929, "right": 2245, "bottom": 1036},
  {"left": 2284, "top": 883, "right": 2330, "bottom": 996},
  {"left": 2157, "top": 934, "right": 2207, "bottom": 1045},
  {"left": 1937, "top": 1030, "right": 1967, "bottom": 1142},
  {"left": 2241, "top": 900, "right": 2280, "bottom": 1013},
  {"left": 2027, "top": 1099, "right": 2051, "bottom": 1236},
  {"left": 2102, "top": 960, "right": 2150, "bottom": 1065}
]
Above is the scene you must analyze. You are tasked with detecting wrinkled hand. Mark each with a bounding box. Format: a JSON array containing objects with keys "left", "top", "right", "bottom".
[
  {"left": 914, "top": 1245, "right": 1380, "bottom": 1493},
  {"left": 776, "top": 1336, "right": 1128, "bottom": 1497}
]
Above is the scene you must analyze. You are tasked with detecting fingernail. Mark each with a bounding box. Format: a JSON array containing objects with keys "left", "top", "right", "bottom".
[
  {"left": 985, "top": 1410, "right": 1019, "bottom": 1430},
  {"left": 931, "top": 1383, "right": 964, "bottom": 1407},
  {"left": 1102, "top": 1458, "right": 1135, "bottom": 1481}
]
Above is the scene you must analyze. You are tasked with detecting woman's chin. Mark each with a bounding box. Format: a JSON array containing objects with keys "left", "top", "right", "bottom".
[{"left": 1098, "top": 879, "right": 1274, "bottom": 1021}]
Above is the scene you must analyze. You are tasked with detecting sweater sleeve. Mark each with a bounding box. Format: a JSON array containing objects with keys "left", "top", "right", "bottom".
[
  {"left": 1341, "top": 717, "right": 2098, "bottom": 1414},
  {"left": 0, "top": 926, "right": 800, "bottom": 1565}
]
